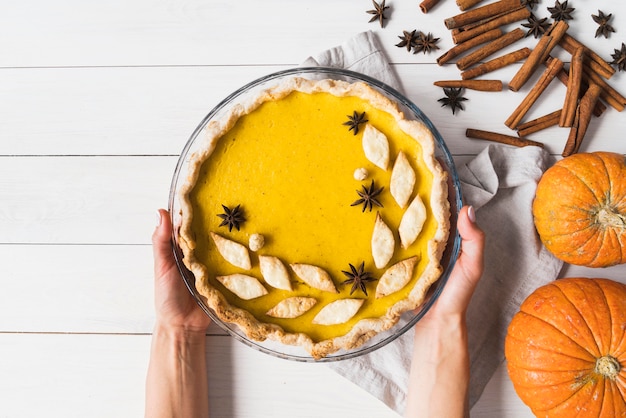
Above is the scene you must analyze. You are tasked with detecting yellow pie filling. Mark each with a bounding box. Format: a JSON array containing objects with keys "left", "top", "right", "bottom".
[{"left": 188, "top": 90, "right": 439, "bottom": 343}]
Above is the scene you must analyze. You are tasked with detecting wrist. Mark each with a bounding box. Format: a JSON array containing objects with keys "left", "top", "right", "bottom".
[
  {"left": 153, "top": 322, "right": 207, "bottom": 347},
  {"left": 414, "top": 311, "right": 466, "bottom": 336}
]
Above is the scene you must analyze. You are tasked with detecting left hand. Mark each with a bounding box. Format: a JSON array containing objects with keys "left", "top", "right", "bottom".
[{"left": 152, "top": 209, "right": 211, "bottom": 333}]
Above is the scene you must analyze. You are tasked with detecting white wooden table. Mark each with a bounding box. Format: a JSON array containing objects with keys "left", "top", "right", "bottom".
[{"left": 1, "top": 1, "right": 624, "bottom": 416}]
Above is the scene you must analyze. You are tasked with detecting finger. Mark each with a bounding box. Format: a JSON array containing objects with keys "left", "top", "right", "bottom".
[
  {"left": 447, "top": 206, "right": 485, "bottom": 307},
  {"left": 457, "top": 205, "right": 485, "bottom": 282},
  {"left": 152, "top": 209, "right": 175, "bottom": 277}
]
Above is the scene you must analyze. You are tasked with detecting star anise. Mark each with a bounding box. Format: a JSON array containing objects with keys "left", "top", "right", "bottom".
[
  {"left": 366, "top": 0, "right": 389, "bottom": 28},
  {"left": 437, "top": 88, "right": 468, "bottom": 115},
  {"left": 396, "top": 30, "right": 417, "bottom": 52},
  {"left": 522, "top": 13, "right": 551, "bottom": 38},
  {"left": 548, "top": 0, "right": 574, "bottom": 22},
  {"left": 592, "top": 10, "right": 615, "bottom": 39},
  {"left": 342, "top": 262, "right": 377, "bottom": 296},
  {"left": 521, "top": 0, "right": 540, "bottom": 10},
  {"left": 413, "top": 32, "right": 440, "bottom": 54},
  {"left": 343, "top": 111, "right": 368, "bottom": 135},
  {"left": 610, "top": 43, "right": 626, "bottom": 72},
  {"left": 351, "top": 180, "right": 384, "bottom": 212},
  {"left": 217, "top": 204, "right": 245, "bottom": 232}
]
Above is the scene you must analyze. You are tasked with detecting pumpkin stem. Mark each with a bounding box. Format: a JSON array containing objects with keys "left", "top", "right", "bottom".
[
  {"left": 596, "top": 206, "right": 626, "bottom": 229},
  {"left": 595, "top": 355, "right": 621, "bottom": 380}
]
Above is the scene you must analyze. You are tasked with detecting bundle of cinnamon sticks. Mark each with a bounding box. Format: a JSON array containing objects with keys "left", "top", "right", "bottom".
[{"left": 432, "top": 0, "right": 625, "bottom": 155}]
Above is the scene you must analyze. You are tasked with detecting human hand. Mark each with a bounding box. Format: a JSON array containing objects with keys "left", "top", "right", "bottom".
[
  {"left": 152, "top": 209, "right": 211, "bottom": 334},
  {"left": 146, "top": 209, "right": 211, "bottom": 418},
  {"left": 405, "top": 205, "right": 485, "bottom": 418},
  {"left": 416, "top": 205, "right": 485, "bottom": 328}
]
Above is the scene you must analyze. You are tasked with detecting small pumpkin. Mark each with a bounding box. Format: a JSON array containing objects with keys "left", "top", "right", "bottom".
[
  {"left": 505, "top": 278, "right": 626, "bottom": 417},
  {"left": 533, "top": 151, "right": 626, "bottom": 268}
]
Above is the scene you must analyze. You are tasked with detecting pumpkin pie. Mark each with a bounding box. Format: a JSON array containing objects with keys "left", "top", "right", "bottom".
[{"left": 177, "top": 76, "right": 450, "bottom": 359}]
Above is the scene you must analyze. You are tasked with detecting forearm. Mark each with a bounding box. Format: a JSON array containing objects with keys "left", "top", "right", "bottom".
[
  {"left": 405, "top": 315, "right": 470, "bottom": 418},
  {"left": 145, "top": 324, "right": 209, "bottom": 418}
]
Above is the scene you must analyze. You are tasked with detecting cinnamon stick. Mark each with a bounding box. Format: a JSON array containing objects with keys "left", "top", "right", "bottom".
[
  {"left": 420, "top": 0, "right": 441, "bottom": 13},
  {"left": 562, "top": 83, "right": 602, "bottom": 157},
  {"left": 505, "top": 57, "right": 564, "bottom": 129},
  {"left": 461, "top": 47, "right": 531, "bottom": 80},
  {"left": 466, "top": 129, "right": 544, "bottom": 148},
  {"left": 434, "top": 80, "right": 503, "bottom": 91},
  {"left": 559, "top": 34, "right": 615, "bottom": 80},
  {"left": 452, "top": 7, "right": 530, "bottom": 44},
  {"left": 452, "top": 8, "right": 515, "bottom": 35},
  {"left": 456, "top": 28, "right": 525, "bottom": 71},
  {"left": 445, "top": 0, "right": 521, "bottom": 29},
  {"left": 547, "top": 57, "right": 607, "bottom": 117},
  {"left": 517, "top": 110, "right": 562, "bottom": 137},
  {"left": 508, "top": 34, "right": 552, "bottom": 92},
  {"left": 582, "top": 63, "right": 626, "bottom": 112},
  {"left": 456, "top": 0, "right": 487, "bottom": 12},
  {"left": 543, "top": 21, "right": 569, "bottom": 61},
  {"left": 437, "top": 28, "right": 503, "bottom": 65},
  {"left": 560, "top": 47, "right": 584, "bottom": 127}
]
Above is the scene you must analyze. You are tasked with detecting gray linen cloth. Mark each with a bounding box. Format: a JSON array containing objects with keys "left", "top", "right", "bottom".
[{"left": 303, "top": 31, "right": 564, "bottom": 414}]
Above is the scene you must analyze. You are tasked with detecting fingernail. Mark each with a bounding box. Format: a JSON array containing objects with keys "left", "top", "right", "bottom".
[
  {"left": 467, "top": 205, "right": 476, "bottom": 223},
  {"left": 156, "top": 210, "right": 163, "bottom": 227}
]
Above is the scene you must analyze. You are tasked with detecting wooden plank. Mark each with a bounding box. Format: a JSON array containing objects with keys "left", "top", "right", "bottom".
[
  {"left": 0, "top": 1, "right": 614, "bottom": 68},
  {"left": 1, "top": 65, "right": 624, "bottom": 157},
  {"left": 0, "top": 66, "right": 288, "bottom": 156},
  {"left": 0, "top": 333, "right": 402, "bottom": 418},
  {"left": 0, "top": 155, "right": 479, "bottom": 245},
  {"left": 471, "top": 362, "right": 534, "bottom": 417},
  {"left": 1, "top": 241, "right": 621, "bottom": 334},
  {"left": 0, "top": 156, "right": 176, "bottom": 244},
  {"left": 0, "top": 243, "right": 227, "bottom": 334},
  {"left": 0, "top": 0, "right": 465, "bottom": 67}
]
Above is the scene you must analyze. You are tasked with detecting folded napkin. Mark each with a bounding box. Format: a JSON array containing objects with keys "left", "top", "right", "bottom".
[
  {"left": 301, "top": 30, "right": 402, "bottom": 92},
  {"left": 303, "top": 31, "right": 563, "bottom": 414}
]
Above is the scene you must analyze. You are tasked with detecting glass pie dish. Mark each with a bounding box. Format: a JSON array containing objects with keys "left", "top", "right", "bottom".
[{"left": 168, "top": 67, "right": 462, "bottom": 362}]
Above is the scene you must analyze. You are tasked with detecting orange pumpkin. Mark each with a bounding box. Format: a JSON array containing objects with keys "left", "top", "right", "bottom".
[
  {"left": 505, "top": 278, "right": 626, "bottom": 417},
  {"left": 533, "top": 151, "right": 626, "bottom": 268}
]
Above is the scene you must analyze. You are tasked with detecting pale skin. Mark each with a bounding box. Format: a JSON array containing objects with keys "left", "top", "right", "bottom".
[
  {"left": 405, "top": 205, "right": 485, "bottom": 418},
  {"left": 146, "top": 205, "right": 484, "bottom": 418},
  {"left": 146, "top": 209, "right": 211, "bottom": 418}
]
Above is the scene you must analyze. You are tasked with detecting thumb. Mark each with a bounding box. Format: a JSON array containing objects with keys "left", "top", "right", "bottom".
[
  {"left": 152, "top": 209, "right": 176, "bottom": 276},
  {"left": 453, "top": 205, "right": 485, "bottom": 303},
  {"left": 438, "top": 205, "right": 485, "bottom": 312}
]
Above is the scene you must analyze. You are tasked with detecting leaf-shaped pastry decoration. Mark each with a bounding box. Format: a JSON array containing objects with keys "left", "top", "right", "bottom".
[
  {"left": 372, "top": 213, "right": 395, "bottom": 269},
  {"left": 362, "top": 124, "right": 390, "bottom": 170},
  {"left": 259, "top": 255, "right": 292, "bottom": 291},
  {"left": 390, "top": 151, "right": 416, "bottom": 209},
  {"left": 375, "top": 256, "right": 419, "bottom": 298},
  {"left": 290, "top": 263, "right": 338, "bottom": 293},
  {"left": 216, "top": 274, "right": 268, "bottom": 300},
  {"left": 312, "top": 298, "right": 365, "bottom": 325},
  {"left": 210, "top": 232, "right": 251, "bottom": 270},
  {"left": 266, "top": 297, "right": 317, "bottom": 319},
  {"left": 398, "top": 195, "right": 427, "bottom": 249}
]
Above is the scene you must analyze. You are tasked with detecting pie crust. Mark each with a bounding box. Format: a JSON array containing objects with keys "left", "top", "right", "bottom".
[{"left": 177, "top": 76, "right": 450, "bottom": 359}]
